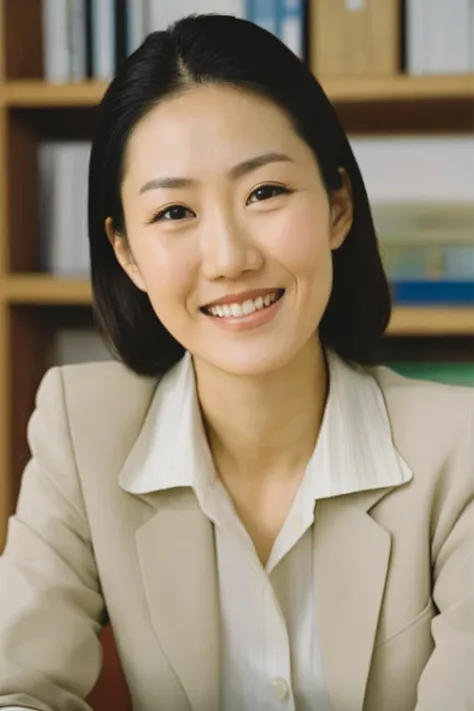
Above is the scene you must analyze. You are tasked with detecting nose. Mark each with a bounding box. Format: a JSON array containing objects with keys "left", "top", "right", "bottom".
[{"left": 200, "top": 212, "right": 264, "bottom": 281}]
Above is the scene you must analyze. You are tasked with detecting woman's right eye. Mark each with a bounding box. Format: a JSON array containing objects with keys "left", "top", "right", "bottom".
[{"left": 150, "top": 205, "right": 194, "bottom": 222}]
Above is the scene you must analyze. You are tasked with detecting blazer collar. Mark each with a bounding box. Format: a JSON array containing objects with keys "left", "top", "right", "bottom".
[
  {"left": 119, "top": 349, "right": 413, "bottom": 498},
  {"left": 120, "top": 351, "right": 414, "bottom": 711}
]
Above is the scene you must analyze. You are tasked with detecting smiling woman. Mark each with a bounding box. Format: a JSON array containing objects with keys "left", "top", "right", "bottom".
[{"left": 0, "top": 12, "right": 473, "bottom": 711}]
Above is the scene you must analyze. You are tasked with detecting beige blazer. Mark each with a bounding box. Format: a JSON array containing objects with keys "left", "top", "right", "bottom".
[{"left": 0, "top": 359, "right": 473, "bottom": 711}]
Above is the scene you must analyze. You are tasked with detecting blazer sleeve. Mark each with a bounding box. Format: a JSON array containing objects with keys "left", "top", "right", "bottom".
[
  {"left": 0, "top": 368, "right": 105, "bottom": 711},
  {"left": 415, "top": 395, "right": 474, "bottom": 710}
]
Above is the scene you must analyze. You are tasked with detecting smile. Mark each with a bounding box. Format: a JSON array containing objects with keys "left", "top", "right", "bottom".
[{"left": 201, "top": 289, "right": 285, "bottom": 319}]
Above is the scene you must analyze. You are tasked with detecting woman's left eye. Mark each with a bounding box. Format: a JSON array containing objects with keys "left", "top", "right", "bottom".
[{"left": 247, "top": 184, "right": 290, "bottom": 204}]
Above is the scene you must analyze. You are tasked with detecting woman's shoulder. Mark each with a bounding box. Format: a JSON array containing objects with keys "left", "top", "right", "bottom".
[
  {"left": 367, "top": 363, "right": 473, "bottom": 474},
  {"left": 35, "top": 359, "right": 161, "bottom": 446}
]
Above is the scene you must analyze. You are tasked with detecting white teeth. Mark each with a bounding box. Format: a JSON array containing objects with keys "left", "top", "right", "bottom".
[{"left": 206, "top": 291, "right": 281, "bottom": 318}]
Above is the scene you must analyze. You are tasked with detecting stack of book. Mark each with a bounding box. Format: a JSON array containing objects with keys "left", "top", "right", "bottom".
[
  {"left": 406, "top": 0, "right": 474, "bottom": 74},
  {"left": 373, "top": 203, "right": 474, "bottom": 305},
  {"left": 38, "top": 141, "right": 91, "bottom": 276},
  {"left": 42, "top": 0, "right": 305, "bottom": 83}
]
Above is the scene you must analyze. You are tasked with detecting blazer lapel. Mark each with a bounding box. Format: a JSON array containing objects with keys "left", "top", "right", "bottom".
[
  {"left": 314, "top": 488, "right": 394, "bottom": 711},
  {"left": 136, "top": 491, "right": 220, "bottom": 711}
]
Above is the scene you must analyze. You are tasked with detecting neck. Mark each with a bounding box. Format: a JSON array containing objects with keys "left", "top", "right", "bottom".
[{"left": 193, "top": 337, "right": 328, "bottom": 480}]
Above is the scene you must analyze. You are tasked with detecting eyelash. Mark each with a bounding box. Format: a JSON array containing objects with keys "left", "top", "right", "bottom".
[{"left": 148, "top": 183, "right": 292, "bottom": 224}]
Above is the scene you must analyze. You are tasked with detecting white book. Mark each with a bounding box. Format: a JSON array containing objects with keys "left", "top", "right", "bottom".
[
  {"left": 42, "top": 0, "right": 69, "bottom": 82},
  {"left": 147, "top": 0, "right": 170, "bottom": 30},
  {"left": 127, "top": 0, "right": 146, "bottom": 54},
  {"left": 405, "top": 0, "right": 426, "bottom": 75},
  {"left": 71, "top": 143, "right": 92, "bottom": 275},
  {"left": 53, "top": 329, "right": 112, "bottom": 366},
  {"left": 68, "top": 0, "right": 87, "bottom": 80},
  {"left": 51, "top": 145, "right": 78, "bottom": 274},
  {"left": 470, "top": 0, "right": 474, "bottom": 69},
  {"left": 39, "top": 142, "right": 91, "bottom": 275},
  {"left": 425, "top": 0, "right": 471, "bottom": 74},
  {"left": 280, "top": 0, "right": 303, "bottom": 58},
  {"left": 350, "top": 136, "right": 474, "bottom": 204},
  {"left": 91, "top": 0, "right": 115, "bottom": 80}
]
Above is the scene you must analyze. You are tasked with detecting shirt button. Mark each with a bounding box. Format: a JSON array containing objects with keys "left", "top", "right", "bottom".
[{"left": 271, "top": 677, "right": 290, "bottom": 700}]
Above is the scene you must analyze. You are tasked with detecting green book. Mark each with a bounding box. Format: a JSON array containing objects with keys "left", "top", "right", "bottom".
[{"left": 388, "top": 362, "right": 474, "bottom": 387}]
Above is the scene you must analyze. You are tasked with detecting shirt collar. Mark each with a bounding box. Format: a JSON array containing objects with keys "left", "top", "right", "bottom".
[{"left": 119, "top": 349, "right": 413, "bottom": 497}]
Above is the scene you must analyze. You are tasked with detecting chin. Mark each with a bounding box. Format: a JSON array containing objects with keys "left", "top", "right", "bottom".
[{"left": 195, "top": 340, "right": 307, "bottom": 378}]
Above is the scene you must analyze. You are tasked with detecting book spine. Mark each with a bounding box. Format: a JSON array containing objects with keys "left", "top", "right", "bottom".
[
  {"left": 252, "top": 0, "right": 278, "bottom": 36},
  {"left": 391, "top": 280, "right": 474, "bottom": 305},
  {"left": 127, "top": 0, "right": 146, "bottom": 54},
  {"left": 424, "top": 0, "right": 470, "bottom": 74},
  {"left": 68, "top": 0, "right": 88, "bottom": 81},
  {"left": 91, "top": 0, "right": 116, "bottom": 80},
  {"left": 42, "top": 0, "right": 70, "bottom": 82},
  {"left": 278, "top": 0, "right": 303, "bottom": 57},
  {"left": 405, "top": 0, "right": 426, "bottom": 75}
]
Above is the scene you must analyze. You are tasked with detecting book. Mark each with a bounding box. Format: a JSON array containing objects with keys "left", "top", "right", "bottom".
[
  {"left": 38, "top": 142, "right": 91, "bottom": 276},
  {"left": 310, "top": 0, "right": 399, "bottom": 76},
  {"left": 251, "top": 0, "right": 278, "bottom": 35},
  {"left": 278, "top": 0, "right": 303, "bottom": 57},
  {"left": 391, "top": 280, "right": 474, "bottom": 304},
  {"left": 42, "top": 0, "right": 69, "bottom": 82},
  {"left": 389, "top": 362, "right": 474, "bottom": 387},
  {"left": 91, "top": 0, "right": 115, "bottom": 79},
  {"left": 406, "top": 0, "right": 471, "bottom": 74},
  {"left": 53, "top": 329, "right": 113, "bottom": 366},
  {"left": 127, "top": 0, "right": 146, "bottom": 55},
  {"left": 68, "top": 0, "right": 88, "bottom": 80}
]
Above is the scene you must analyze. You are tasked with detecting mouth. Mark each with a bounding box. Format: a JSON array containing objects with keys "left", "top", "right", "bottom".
[{"left": 200, "top": 289, "right": 285, "bottom": 319}]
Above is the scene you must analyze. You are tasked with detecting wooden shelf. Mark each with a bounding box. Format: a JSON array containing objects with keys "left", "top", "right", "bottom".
[
  {"left": 388, "top": 306, "right": 474, "bottom": 336},
  {"left": 319, "top": 73, "right": 474, "bottom": 102},
  {"left": 1, "top": 74, "right": 473, "bottom": 108},
  {"left": 1, "top": 275, "right": 473, "bottom": 335},
  {"left": 1, "top": 275, "right": 92, "bottom": 304},
  {"left": 0, "top": 80, "right": 107, "bottom": 107}
]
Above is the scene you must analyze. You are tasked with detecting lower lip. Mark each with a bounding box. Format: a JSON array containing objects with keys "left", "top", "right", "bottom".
[{"left": 202, "top": 294, "right": 284, "bottom": 331}]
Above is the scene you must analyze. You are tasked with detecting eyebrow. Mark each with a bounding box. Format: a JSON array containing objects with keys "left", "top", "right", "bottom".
[{"left": 138, "top": 152, "right": 294, "bottom": 194}]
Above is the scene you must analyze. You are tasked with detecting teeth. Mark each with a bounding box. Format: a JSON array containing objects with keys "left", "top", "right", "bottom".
[{"left": 206, "top": 291, "right": 281, "bottom": 318}]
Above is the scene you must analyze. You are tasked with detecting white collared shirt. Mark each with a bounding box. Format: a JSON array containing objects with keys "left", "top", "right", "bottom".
[{"left": 120, "top": 349, "right": 413, "bottom": 711}]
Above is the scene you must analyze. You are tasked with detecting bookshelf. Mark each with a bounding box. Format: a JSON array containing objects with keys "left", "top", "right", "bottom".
[
  {"left": 0, "top": 1, "right": 472, "bottom": 708},
  {"left": 0, "top": 0, "right": 473, "bottom": 548}
]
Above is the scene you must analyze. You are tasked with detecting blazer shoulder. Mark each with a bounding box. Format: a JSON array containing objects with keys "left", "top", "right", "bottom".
[
  {"left": 37, "top": 360, "right": 161, "bottom": 462},
  {"left": 369, "top": 363, "right": 474, "bottom": 462}
]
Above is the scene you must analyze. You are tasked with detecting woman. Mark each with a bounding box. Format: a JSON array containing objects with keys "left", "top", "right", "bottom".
[{"left": 0, "top": 13, "right": 472, "bottom": 711}]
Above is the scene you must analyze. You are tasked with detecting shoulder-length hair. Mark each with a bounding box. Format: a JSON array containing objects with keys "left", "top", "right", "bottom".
[{"left": 88, "top": 13, "right": 391, "bottom": 376}]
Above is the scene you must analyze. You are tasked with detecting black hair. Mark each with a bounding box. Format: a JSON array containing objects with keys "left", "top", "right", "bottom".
[{"left": 88, "top": 13, "right": 391, "bottom": 376}]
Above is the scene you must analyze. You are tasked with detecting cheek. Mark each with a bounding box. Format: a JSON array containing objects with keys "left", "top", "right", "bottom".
[
  {"left": 131, "top": 236, "right": 197, "bottom": 308},
  {"left": 268, "top": 203, "right": 332, "bottom": 278}
]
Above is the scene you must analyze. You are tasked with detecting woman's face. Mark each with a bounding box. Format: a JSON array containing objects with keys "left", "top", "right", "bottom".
[{"left": 110, "top": 84, "right": 353, "bottom": 376}]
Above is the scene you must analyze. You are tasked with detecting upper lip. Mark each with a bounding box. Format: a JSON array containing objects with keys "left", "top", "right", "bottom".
[{"left": 201, "top": 287, "right": 283, "bottom": 309}]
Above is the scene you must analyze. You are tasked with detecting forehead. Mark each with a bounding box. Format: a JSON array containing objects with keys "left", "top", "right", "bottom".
[{"left": 124, "top": 84, "right": 299, "bottom": 172}]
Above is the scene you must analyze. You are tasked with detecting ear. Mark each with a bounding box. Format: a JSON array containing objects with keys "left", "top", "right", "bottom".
[
  {"left": 104, "top": 217, "right": 147, "bottom": 292},
  {"left": 329, "top": 168, "right": 353, "bottom": 251}
]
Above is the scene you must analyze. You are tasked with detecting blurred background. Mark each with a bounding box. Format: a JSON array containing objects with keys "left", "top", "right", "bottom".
[{"left": 0, "top": 0, "right": 472, "bottom": 707}]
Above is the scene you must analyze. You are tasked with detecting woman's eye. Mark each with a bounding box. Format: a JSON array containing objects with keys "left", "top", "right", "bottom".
[
  {"left": 151, "top": 205, "right": 194, "bottom": 222},
  {"left": 247, "top": 184, "right": 290, "bottom": 204}
]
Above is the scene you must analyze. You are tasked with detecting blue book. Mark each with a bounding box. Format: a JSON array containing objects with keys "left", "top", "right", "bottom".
[
  {"left": 251, "top": 0, "right": 278, "bottom": 36},
  {"left": 278, "top": 0, "right": 303, "bottom": 57},
  {"left": 391, "top": 280, "right": 474, "bottom": 304}
]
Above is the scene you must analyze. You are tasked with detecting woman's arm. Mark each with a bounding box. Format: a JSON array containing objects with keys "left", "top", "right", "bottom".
[
  {"left": 0, "top": 368, "right": 106, "bottom": 711},
  {"left": 415, "top": 396, "right": 474, "bottom": 710}
]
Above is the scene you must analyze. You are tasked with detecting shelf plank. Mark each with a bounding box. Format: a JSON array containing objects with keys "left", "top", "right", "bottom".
[
  {"left": 2, "top": 80, "right": 107, "bottom": 107},
  {"left": 319, "top": 73, "right": 474, "bottom": 102},
  {"left": 388, "top": 306, "right": 474, "bottom": 336},
  {"left": 1, "top": 276, "right": 474, "bottom": 335},
  {"left": 1, "top": 74, "right": 474, "bottom": 108},
  {"left": 2, "top": 275, "right": 92, "bottom": 304}
]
